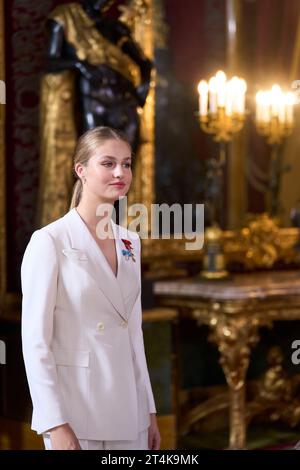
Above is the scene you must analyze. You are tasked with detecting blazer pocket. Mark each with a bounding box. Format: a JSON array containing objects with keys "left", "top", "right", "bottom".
[
  {"left": 62, "top": 248, "right": 87, "bottom": 261},
  {"left": 52, "top": 348, "right": 90, "bottom": 367}
]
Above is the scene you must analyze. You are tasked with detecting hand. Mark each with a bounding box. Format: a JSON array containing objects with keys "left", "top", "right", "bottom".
[
  {"left": 76, "top": 61, "right": 117, "bottom": 85},
  {"left": 49, "top": 423, "right": 81, "bottom": 450},
  {"left": 148, "top": 413, "right": 161, "bottom": 450}
]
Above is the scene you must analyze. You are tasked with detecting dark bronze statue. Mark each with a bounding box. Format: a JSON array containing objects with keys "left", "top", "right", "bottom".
[
  {"left": 38, "top": 0, "right": 153, "bottom": 225},
  {"left": 46, "top": 0, "right": 152, "bottom": 150}
]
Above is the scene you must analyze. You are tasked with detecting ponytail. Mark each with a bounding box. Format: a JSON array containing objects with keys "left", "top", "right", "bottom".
[{"left": 69, "top": 179, "right": 82, "bottom": 209}]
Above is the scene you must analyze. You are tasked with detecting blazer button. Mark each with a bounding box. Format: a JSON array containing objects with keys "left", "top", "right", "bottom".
[
  {"left": 96, "top": 322, "right": 105, "bottom": 332},
  {"left": 120, "top": 320, "right": 128, "bottom": 328}
]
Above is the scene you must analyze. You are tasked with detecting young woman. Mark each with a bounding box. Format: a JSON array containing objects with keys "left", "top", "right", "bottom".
[{"left": 21, "top": 126, "right": 160, "bottom": 450}]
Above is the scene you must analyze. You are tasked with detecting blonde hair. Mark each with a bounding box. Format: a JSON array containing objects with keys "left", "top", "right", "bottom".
[{"left": 69, "top": 126, "right": 131, "bottom": 209}]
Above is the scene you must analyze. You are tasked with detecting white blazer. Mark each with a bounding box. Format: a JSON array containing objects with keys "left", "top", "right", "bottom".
[{"left": 21, "top": 208, "right": 156, "bottom": 440}]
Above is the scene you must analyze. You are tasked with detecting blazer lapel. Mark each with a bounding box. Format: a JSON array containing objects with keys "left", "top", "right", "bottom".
[
  {"left": 111, "top": 220, "right": 140, "bottom": 319},
  {"left": 64, "top": 209, "right": 127, "bottom": 321}
]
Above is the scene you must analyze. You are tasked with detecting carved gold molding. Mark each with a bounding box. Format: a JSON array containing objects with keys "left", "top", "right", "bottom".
[
  {"left": 223, "top": 214, "right": 300, "bottom": 269},
  {"left": 177, "top": 373, "right": 300, "bottom": 439},
  {"left": 0, "top": 0, "right": 6, "bottom": 306},
  {"left": 143, "top": 214, "right": 300, "bottom": 274}
]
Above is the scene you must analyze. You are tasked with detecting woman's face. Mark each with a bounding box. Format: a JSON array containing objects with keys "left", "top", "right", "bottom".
[{"left": 77, "top": 139, "right": 132, "bottom": 204}]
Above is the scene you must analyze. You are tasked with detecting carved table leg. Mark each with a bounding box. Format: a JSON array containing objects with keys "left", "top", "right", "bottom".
[
  {"left": 208, "top": 311, "right": 261, "bottom": 450},
  {"left": 229, "top": 385, "right": 246, "bottom": 449}
]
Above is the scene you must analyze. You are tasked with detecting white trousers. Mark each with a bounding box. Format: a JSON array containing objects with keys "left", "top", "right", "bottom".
[{"left": 43, "top": 428, "right": 149, "bottom": 450}]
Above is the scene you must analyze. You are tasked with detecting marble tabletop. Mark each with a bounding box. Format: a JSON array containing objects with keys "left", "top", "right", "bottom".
[{"left": 153, "top": 270, "right": 300, "bottom": 301}]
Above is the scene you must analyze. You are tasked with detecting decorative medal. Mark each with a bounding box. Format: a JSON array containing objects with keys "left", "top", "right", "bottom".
[{"left": 121, "top": 239, "right": 136, "bottom": 262}]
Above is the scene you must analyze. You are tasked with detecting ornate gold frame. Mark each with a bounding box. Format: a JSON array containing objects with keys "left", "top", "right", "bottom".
[{"left": 143, "top": 217, "right": 300, "bottom": 274}]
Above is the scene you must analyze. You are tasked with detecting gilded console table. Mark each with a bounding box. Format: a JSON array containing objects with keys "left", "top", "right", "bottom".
[{"left": 154, "top": 270, "right": 300, "bottom": 450}]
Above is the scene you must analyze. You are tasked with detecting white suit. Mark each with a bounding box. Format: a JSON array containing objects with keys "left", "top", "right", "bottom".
[{"left": 21, "top": 208, "right": 156, "bottom": 440}]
